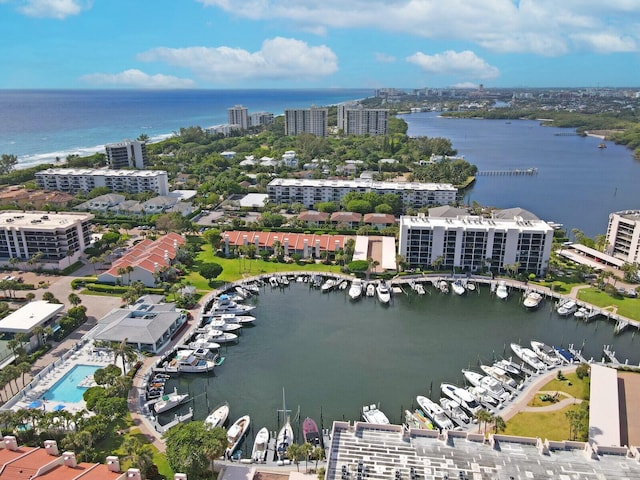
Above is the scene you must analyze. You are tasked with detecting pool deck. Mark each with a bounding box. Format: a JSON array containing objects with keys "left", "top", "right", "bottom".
[{"left": 9, "top": 341, "right": 111, "bottom": 414}]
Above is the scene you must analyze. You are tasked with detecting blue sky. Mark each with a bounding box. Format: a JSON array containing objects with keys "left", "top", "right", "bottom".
[{"left": 1, "top": 0, "right": 638, "bottom": 89}]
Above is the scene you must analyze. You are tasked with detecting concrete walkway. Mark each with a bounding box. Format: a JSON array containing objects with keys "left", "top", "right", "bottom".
[{"left": 520, "top": 390, "right": 583, "bottom": 413}]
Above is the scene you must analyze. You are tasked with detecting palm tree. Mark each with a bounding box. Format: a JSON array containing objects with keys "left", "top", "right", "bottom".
[
  {"left": 366, "top": 257, "right": 379, "bottom": 280},
  {"left": 300, "top": 442, "right": 313, "bottom": 472},
  {"left": 473, "top": 409, "right": 492, "bottom": 435},
  {"left": 88, "top": 256, "right": 99, "bottom": 274},
  {"left": 311, "top": 446, "right": 325, "bottom": 470},
  {"left": 126, "top": 265, "right": 134, "bottom": 285},
  {"left": 431, "top": 255, "right": 444, "bottom": 272},
  {"left": 491, "top": 415, "right": 506, "bottom": 434},
  {"left": 111, "top": 338, "right": 138, "bottom": 376},
  {"left": 286, "top": 443, "right": 304, "bottom": 471},
  {"left": 25, "top": 292, "right": 35, "bottom": 303},
  {"left": 117, "top": 267, "right": 126, "bottom": 286}
]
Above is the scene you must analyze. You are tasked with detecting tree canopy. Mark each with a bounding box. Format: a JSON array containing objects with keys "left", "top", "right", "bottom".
[{"left": 164, "top": 422, "right": 227, "bottom": 478}]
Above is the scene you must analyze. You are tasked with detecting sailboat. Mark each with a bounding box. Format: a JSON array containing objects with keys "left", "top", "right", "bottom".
[{"left": 276, "top": 388, "right": 294, "bottom": 463}]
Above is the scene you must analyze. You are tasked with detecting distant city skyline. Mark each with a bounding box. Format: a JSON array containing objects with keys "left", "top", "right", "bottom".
[{"left": 0, "top": 0, "right": 638, "bottom": 89}]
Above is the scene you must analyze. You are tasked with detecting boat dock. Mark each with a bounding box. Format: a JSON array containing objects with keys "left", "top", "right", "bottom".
[
  {"left": 476, "top": 168, "right": 538, "bottom": 176},
  {"left": 150, "top": 407, "right": 193, "bottom": 434}
]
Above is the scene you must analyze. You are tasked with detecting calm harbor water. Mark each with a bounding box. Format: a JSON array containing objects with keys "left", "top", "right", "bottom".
[
  {"left": 161, "top": 282, "right": 639, "bottom": 452},
  {"left": 400, "top": 112, "right": 640, "bottom": 237}
]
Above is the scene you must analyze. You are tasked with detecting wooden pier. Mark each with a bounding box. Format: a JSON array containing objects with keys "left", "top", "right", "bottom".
[{"left": 476, "top": 168, "right": 538, "bottom": 176}]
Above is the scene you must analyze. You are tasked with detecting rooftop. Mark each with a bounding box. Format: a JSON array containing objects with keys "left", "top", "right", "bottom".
[
  {"left": 0, "top": 301, "right": 64, "bottom": 333},
  {"left": 267, "top": 178, "right": 457, "bottom": 191},
  {"left": 0, "top": 211, "right": 93, "bottom": 229},
  {"left": 37, "top": 168, "right": 166, "bottom": 177}
]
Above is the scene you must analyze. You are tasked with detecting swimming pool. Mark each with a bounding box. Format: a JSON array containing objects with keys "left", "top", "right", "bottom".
[{"left": 42, "top": 364, "right": 100, "bottom": 403}]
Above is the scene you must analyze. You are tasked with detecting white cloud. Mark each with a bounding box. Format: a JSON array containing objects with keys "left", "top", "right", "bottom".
[
  {"left": 407, "top": 50, "right": 499, "bottom": 79},
  {"left": 18, "top": 0, "right": 90, "bottom": 19},
  {"left": 80, "top": 69, "right": 195, "bottom": 89},
  {"left": 571, "top": 33, "right": 637, "bottom": 53},
  {"left": 451, "top": 82, "right": 479, "bottom": 89},
  {"left": 375, "top": 53, "right": 396, "bottom": 63},
  {"left": 197, "top": 0, "right": 640, "bottom": 55},
  {"left": 137, "top": 37, "right": 338, "bottom": 82}
]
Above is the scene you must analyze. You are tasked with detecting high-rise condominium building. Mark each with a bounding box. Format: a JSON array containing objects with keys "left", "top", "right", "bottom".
[
  {"left": 337, "top": 103, "right": 389, "bottom": 135},
  {"left": 105, "top": 139, "right": 147, "bottom": 169},
  {"left": 228, "top": 105, "right": 249, "bottom": 130},
  {"left": 606, "top": 210, "right": 640, "bottom": 264},
  {"left": 284, "top": 107, "right": 328, "bottom": 137}
]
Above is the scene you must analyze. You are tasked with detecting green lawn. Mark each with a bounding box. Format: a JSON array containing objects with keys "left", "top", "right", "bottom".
[
  {"left": 503, "top": 404, "right": 579, "bottom": 441},
  {"left": 536, "top": 372, "right": 590, "bottom": 400},
  {"left": 189, "top": 245, "right": 343, "bottom": 287},
  {"left": 577, "top": 287, "right": 640, "bottom": 321}
]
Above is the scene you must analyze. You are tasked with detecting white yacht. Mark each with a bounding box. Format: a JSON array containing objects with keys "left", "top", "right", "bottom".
[
  {"left": 530, "top": 340, "right": 563, "bottom": 366},
  {"left": 416, "top": 395, "right": 454, "bottom": 430},
  {"left": 321, "top": 278, "right": 336, "bottom": 292},
  {"left": 226, "top": 415, "right": 250, "bottom": 456},
  {"left": 523, "top": 290, "right": 543, "bottom": 309},
  {"left": 204, "top": 402, "right": 229, "bottom": 429},
  {"left": 467, "top": 385, "right": 499, "bottom": 407},
  {"left": 207, "top": 294, "right": 256, "bottom": 315},
  {"left": 154, "top": 388, "right": 189, "bottom": 414},
  {"left": 196, "top": 328, "right": 238, "bottom": 344},
  {"left": 510, "top": 343, "right": 548, "bottom": 371},
  {"left": 439, "top": 397, "right": 471, "bottom": 425},
  {"left": 251, "top": 427, "right": 270, "bottom": 463},
  {"left": 376, "top": 281, "right": 391, "bottom": 304},
  {"left": 462, "top": 370, "right": 510, "bottom": 403},
  {"left": 438, "top": 280, "right": 450, "bottom": 294},
  {"left": 440, "top": 382, "right": 482, "bottom": 415},
  {"left": 208, "top": 318, "right": 242, "bottom": 333},
  {"left": 348, "top": 279, "right": 363, "bottom": 300},
  {"left": 163, "top": 348, "right": 218, "bottom": 373},
  {"left": 362, "top": 404, "right": 390, "bottom": 424},
  {"left": 495, "top": 281, "right": 508, "bottom": 300},
  {"left": 556, "top": 299, "right": 577, "bottom": 316},
  {"left": 413, "top": 282, "right": 426, "bottom": 295},
  {"left": 480, "top": 364, "right": 519, "bottom": 390},
  {"left": 451, "top": 279, "right": 466, "bottom": 296},
  {"left": 366, "top": 283, "right": 375, "bottom": 297},
  {"left": 216, "top": 313, "right": 255, "bottom": 325}
]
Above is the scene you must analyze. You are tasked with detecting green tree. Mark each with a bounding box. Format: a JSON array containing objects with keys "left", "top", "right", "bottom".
[
  {"left": 110, "top": 338, "right": 138, "bottom": 376},
  {"left": 311, "top": 446, "right": 325, "bottom": 470},
  {"left": 491, "top": 415, "right": 506, "bottom": 434},
  {"left": 202, "top": 229, "right": 223, "bottom": 250},
  {"left": 286, "top": 443, "right": 304, "bottom": 471},
  {"left": 0, "top": 154, "right": 18, "bottom": 175},
  {"left": 473, "top": 409, "right": 492, "bottom": 435},
  {"left": 67, "top": 293, "right": 82, "bottom": 306},
  {"left": 164, "top": 422, "right": 227, "bottom": 478},
  {"left": 199, "top": 262, "right": 223, "bottom": 283},
  {"left": 347, "top": 260, "right": 369, "bottom": 274}
]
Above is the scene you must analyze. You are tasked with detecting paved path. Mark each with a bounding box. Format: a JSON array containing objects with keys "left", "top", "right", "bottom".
[{"left": 520, "top": 390, "right": 583, "bottom": 413}]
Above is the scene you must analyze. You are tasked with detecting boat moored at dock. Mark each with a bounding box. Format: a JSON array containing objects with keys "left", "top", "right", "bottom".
[
  {"left": 416, "top": 395, "right": 454, "bottom": 431},
  {"left": 511, "top": 343, "right": 548, "bottom": 371},
  {"left": 226, "top": 415, "right": 251, "bottom": 456},
  {"left": 362, "top": 404, "right": 390, "bottom": 424},
  {"left": 251, "top": 427, "right": 270, "bottom": 463},
  {"left": 204, "top": 402, "right": 229, "bottom": 429}
]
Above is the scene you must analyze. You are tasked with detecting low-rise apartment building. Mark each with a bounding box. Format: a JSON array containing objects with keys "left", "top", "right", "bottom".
[
  {"left": 267, "top": 178, "right": 457, "bottom": 210},
  {"left": 35, "top": 168, "right": 169, "bottom": 195}
]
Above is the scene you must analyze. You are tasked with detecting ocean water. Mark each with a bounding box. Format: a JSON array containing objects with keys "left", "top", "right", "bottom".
[{"left": 0, "top": 89, "right": 371, "bottom": 168}]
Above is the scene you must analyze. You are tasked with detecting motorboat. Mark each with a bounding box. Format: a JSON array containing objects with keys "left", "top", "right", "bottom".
[
  {"left": 187, "top": 339, "right": 221, "bottom": 351},
  {"left": 530, "top": 340, "right": 562, "bottom": 366},
  {"left": 573, "top": 307, "right": 589, "bottom": 319},
  {"left": 462, "top": 370, "right": 510, "bottom": 403},
  {"left": 163, "top": 348, "right": 218, "bottom": 373},
  {"left": 523, "top": 290, "right": 543, "bottom": 309},
  {"left": 154, "top": 388, "right": 189, "bottom": 414},
  {"left": 269, "top": 277, "right": 279, "bottom": 288},
  {"left": 208, "top": 318, "right": 242, "bottom": 333},
  {"left": 467, "top": 386, "right": 499, "bottom": 407},
  {"left": 413, "top": 282, "right": 426, "bottom": 295},
  {"left": 215, "top": 313, "right": 255, "bottom": 325},
  {"left": 302, "top": 417, "right": 322, "bottom": 447},
  {"left": 366, "top": 283, "right": 375, "bottom": 297},
  {"left": 348, "top": 279, "right": 363, "bottom": 300},
  {"left": 554, "top": 346, "right": 579, "bottom": 364},
  {"left": 280, "top": 276, "right": 290, "bottom": 286},
  {"left": 339, "top": 280, "right": 348, "bottom": 290},
  {"left": 226, "top": 415, "right": 251, "bottom": 456},
  {"left": 466, "top": 282, "right": 476, "bottom": 292},
  {"left": 195, "top": 328, "right": 238, "bottom": 344},
  {"left": 494, "top": 358, "right": 527, "bottom": 378},
  {"left": 235, "top": 286, "right": 250, "bottom": 299},
  {"left": 207, "top": 294, "right": 256, "bottom": 315},
  {"left": 511, "top": 343, "right": 548, "bottom": 371},
  {"left": 416, "top": 395, "right": 454, "bottom": 430},
  {"left": 376, "top": 281, "right": 391, "bottom": 304},
  {"left": 321, "top": 278, "right": 336, "bottom": 292},
  {"left": 480, "top": 364, "right": 519, "bottom": 390},
  {"left": 204, "top": 402, "right": 229, "bottom": 429},
  {"left": 440, "top": 383, "right": 481, "bottom": 415},
  {"left": 251, "top": 427, "right": 270, "bottom": 463},
  {"left": 451, "top": 279, "right": 466, "bottom": 296},
  {"left": 404, "top": 409, "right": 432, "bottom": 430},
  {"left": 495, "top": 281, "right": 508, "bottom": 300},
  {"left": 438, "top": 280, "right": 449, "bottom": 294},
  {"left": 439, "top": 398, "right": 471, "bottom": 426},
  {"left": 362, "top": 404, "right": 390, "bottom": 424},
  {"left": 244, "top": 283, "right": 260, "bottom": 295},
  {"left": 556, "top": 299, "right": 577, "bottom": 316}
]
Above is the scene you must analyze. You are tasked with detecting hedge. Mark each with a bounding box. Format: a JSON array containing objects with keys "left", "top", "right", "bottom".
[{"left": 84, "top": 283, "right": 165, "bottom": 295}]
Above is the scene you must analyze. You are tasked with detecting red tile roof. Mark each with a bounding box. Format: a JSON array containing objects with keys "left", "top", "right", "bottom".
[
  {"left": 222, "top": 231, "right": 354, "bottom": 252},
  {"left": 363, "top": 213, "right": 396, "bottom": 224},
  {"left": 330, "top": 212, "right": 362, "bottom": 222},
  {"left": 103, "top": 232, "right": 186, "bottom": 277}
]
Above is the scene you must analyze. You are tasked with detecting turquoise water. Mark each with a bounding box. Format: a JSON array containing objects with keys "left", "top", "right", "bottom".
[{"left": 42, "top": 364, "right": 99, "bottom": 403}]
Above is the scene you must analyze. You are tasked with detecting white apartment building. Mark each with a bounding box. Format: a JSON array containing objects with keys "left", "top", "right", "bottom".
[
  {"left": 337, "top": 103, "right": 389, "bottom": 135},
  {"left": 36, "top": 168, "right": 169, "bottom": 195},
  {"left": 284, "top": 107, "right": 328, "bottom": 137},
  {"left": 267, "top": 178, "right": 457, "bottom": 210},
  {"left": 228, "top": 105, "right": 249, "bottom": 130},
  {"left": 606, "top": 210, "right": 640, "bottom": 264},
  {"left": 0, "top": 211, "right": 93, "bottom": 269},
  {"left": 249, "top": 111, "right": 274, "bottom": 127},
  {"left": 398, "top": 211, "right": 554, "bottom": 275},
  {"left": 105, "top": 139, "right": 147, "bottom": 169}
]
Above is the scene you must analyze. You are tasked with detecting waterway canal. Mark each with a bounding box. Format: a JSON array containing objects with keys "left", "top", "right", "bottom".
[{"left": 162, "top": 281, "right": 639, "bottom": 452}]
